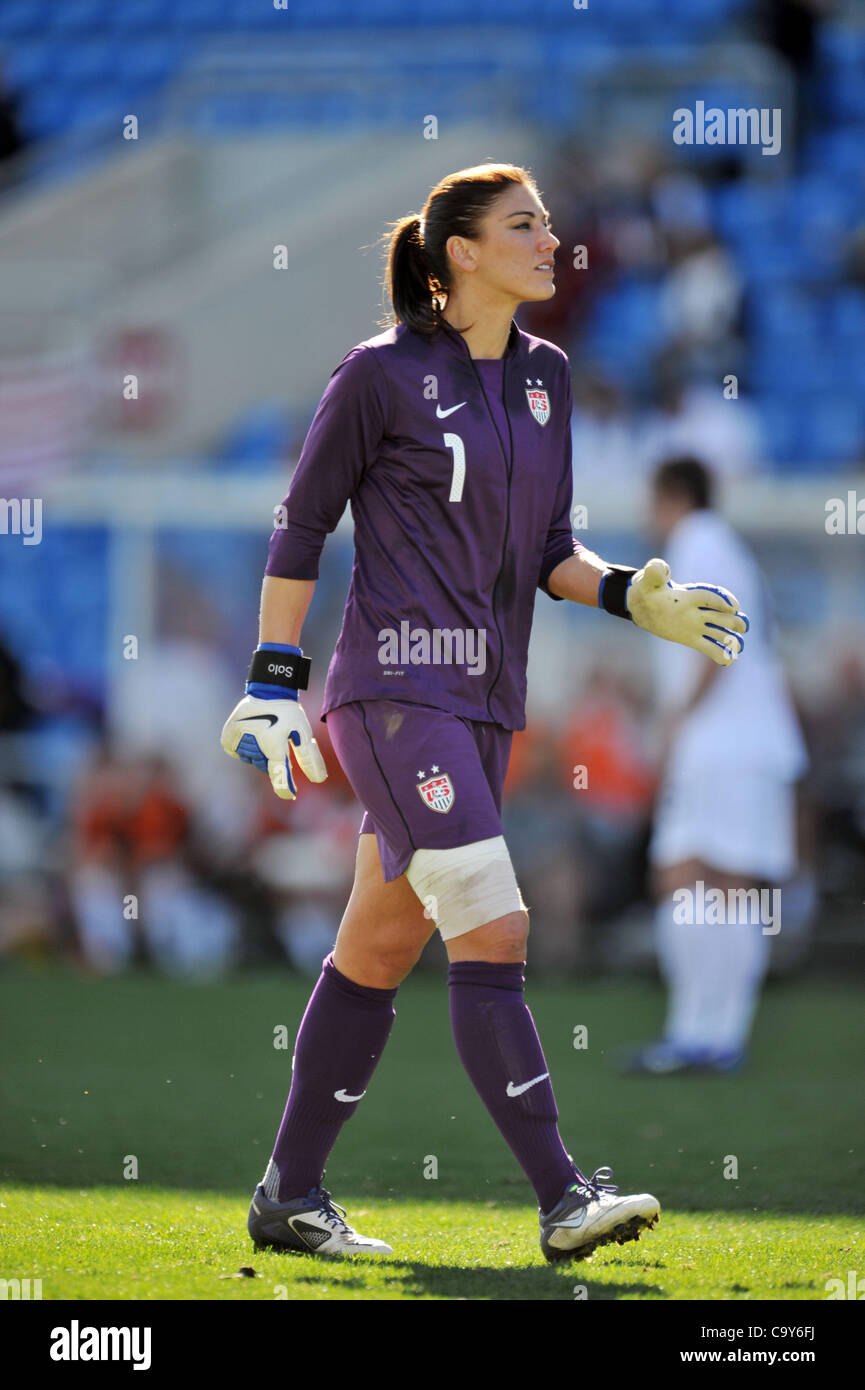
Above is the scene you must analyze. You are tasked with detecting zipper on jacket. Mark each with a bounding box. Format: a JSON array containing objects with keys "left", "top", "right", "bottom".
[{"left": 463, "top": 346, "right": 514, "bottom": 721}]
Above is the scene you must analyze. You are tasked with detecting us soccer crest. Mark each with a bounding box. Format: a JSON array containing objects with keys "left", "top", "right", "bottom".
[
  {"left": 417, "top": 772, "right": 455, "bottom": 814},
  {"left": 526, "top": 386, "right": 550, "bottom": 425}
]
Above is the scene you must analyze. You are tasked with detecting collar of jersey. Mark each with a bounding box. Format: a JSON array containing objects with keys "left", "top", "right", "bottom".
[{"left": 436, "top": 316, "right": 521, "bottom": 361}]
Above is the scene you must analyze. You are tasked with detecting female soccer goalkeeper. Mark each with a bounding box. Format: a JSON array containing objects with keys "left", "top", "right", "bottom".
[{"left": 221, "top": 162, "right": 748, "bottom": 1263}]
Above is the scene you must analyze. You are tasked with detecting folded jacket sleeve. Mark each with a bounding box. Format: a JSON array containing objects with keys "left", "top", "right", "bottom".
[
  {"left": 537, "top": 367, "right": 583, "bottom": 600},
  {"left": 266, "top": 344, "right": 388, "bottom": 580}
]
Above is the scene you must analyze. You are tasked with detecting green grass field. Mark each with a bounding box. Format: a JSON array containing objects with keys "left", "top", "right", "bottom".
[{"left": 1, "top": 965, "right": 862, "bottom": 1301}]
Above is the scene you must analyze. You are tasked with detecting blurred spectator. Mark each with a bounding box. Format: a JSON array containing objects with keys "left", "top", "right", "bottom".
[
  {"left": 651, "top": 171, "right": 713, "bottom": 244},
  {"left": 0, "top": 633, "right": 58, "bottom": 960},
  {"left": 557, "top": 668, "right": 656, "bottom": 950},
  {"left": 799, "top": 646, "right": 865, "bottom": 916},
  {"left": 503, "top": 727, "right": 585, "bottom": 973},
  {"left": 843, "top": 225, "right": 865, "bottom": 292},
  {"left": 245, "top": 725, "right": 359, "bottom": 974},
  {"left": 570, "top": 370, "right": 641, "bottom": 487},
  {"left": 759, "top": 0, "right": 835, "bottom": 154},
  {"left": 68, "top": 750, "right": 239, "bottom": 978},
  {"left": 0, "top": 64, "right": 26, "bottom": 192},
  {"left": 0, "top": 787, "right": 53, "bottom": 961},
  {"left": 0, "top": 633, "right": 34, "bottom": 734},
  {"left": 638, "top": 359, "right": 765, "bottom": 479},
  {"left": 501, "top": 670, "right": 656, "bottom": 973},
  {"left": 519, "top": 138, "right": 619, "bottom": 346},
  {"left": 557, "top": 668, "right": 656, "bottom": 824},
  {"left": 113, "top": 564, "right": 257, "bottom": 848},
  {"left": 659, "top": 230, "right": 743, "bottom": 365}
]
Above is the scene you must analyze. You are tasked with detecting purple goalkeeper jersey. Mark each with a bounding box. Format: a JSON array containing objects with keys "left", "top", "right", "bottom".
[{"left": 265, "top": 318, "right": 582, "bottom": 732}]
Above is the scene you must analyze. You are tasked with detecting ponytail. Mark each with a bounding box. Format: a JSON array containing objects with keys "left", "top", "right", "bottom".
[{"left": 383, "top": 214, "right": 445, "bottom": 339}]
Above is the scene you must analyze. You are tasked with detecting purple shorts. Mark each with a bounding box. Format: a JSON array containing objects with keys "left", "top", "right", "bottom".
[{"left": 326, "top": 699, "right": 513, "bottom": 882}]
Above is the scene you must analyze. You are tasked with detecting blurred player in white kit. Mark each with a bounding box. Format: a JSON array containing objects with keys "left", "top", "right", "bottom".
[{"left": 627, "top": 456, "right": 808, "bottom": 1074}]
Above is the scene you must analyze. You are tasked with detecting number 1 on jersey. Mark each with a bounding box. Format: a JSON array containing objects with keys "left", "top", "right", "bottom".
[{"left": 443, "top": 432, "right": 465, "bottom": 503}]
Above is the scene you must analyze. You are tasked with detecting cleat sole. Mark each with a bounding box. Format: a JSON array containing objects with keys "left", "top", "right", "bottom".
[{"left": 543, "top": 1211, "right": 660, "bottom": 1264}]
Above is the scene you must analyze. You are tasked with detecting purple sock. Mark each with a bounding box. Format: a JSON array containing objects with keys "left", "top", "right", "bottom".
[
  {"left": 264, "top": 953, "right": 397, "bottom": 1202},
  {"left": 448, "top": 959, "right": 578, "bottom": 1213}
]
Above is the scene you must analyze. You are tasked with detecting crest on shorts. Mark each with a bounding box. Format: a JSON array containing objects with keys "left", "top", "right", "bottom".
[
  {"left": 526, "top": 387, "right": 550, "bottom": 426},
  {"left": 417, "top": 772, "right": 455, "bottom": 814}
]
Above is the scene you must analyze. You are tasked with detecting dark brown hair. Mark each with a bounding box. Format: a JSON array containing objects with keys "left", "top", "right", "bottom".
[
  {"left": 653, "top": 455, "right": 715, "bottom": 510},
  {"left": 383, "top": 162, "right": 539, "bottom": 338}
]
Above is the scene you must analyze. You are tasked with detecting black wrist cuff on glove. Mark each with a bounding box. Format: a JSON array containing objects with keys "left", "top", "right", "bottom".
[
  {"left": 247, "top": 649, "right": 311, "bottom": 691},
  {"left": 599, "top": 565, "right": 637, "bottom": 621}
]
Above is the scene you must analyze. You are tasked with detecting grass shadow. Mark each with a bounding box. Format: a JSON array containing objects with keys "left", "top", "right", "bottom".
[{"left": 287, "top": 1258, "right": 667, "bottom": 1301}]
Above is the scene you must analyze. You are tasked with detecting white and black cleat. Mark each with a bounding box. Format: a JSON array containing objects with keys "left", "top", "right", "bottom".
[
  {"left": 539, "top": 1167, "right": 660, "bottom": 1263},
  {"left": 248, "top": 1184, "right": 392, "bottom": 1257}
]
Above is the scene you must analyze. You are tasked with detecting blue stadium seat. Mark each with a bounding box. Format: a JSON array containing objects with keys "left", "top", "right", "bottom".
[
  {"left": 258, "top": 0, "right": 350, "bottom": 25},
  {"left": 816, "top": 23, "right": 865, "bottom": 71},
  {"left": 755, "top": 394, "right": 800, "bottom": 465},
  {"left": 828, "top": 289, "right": 865, "bottom": 344},
  {"left": 18, "top": 88, "right": 73, "bottom": 140},
  {"left": 600, "top": 0, "right": 661, "bottom": 15},
  {"left": 213, "top": 401, "right": 293, "bottom": 469},
  {"left": 164, "top": 0, "right": 234, "bottom": 31},
  {"left": 0, "top": 528, "right": 107, "bottom": 688},
  {"left": 114, "top": 37, "right": 186, "bottom": 89},
  {"left": 53, "top": 40, "right": 118, "bottom": 86},
  {"left": 0, "top": 0, "right": 42, "bottom": 39},
  {"left": 800, "top": 395, "right": 865, "bottom": 466},
  {"left": 582, "top": 278, "right": 665, "bottom": 388},
  {"left": 823, "top": 68, "right": 865, "bottom": 123},
  {"left": 46, "top": 0, "right": 110, "bottom": 34},
  {"left": 821, "top": 343, "right": 865, "bottom": 393},
  {"left": 2, "top": 43, "right": 58, "bottom": 93},
  {"left": 713, "top": 183, "right": 785, "bottom": 248},
  {"left": 415, "top": 0, "right": 486, "bottom": 23},
  {"left": 790, "top": 175, "right": 858, "bottom": 235},
  {"left": 805, "top": 126, "right": 865, "bottom": 180},
  {"left": 104, "top": 0, "right": 174, "bottom": 28},
  {"left": 69, "top": 89, "right": 129, "bottom": 132},
  {"left": 471, "top": 0, "right": 526, "bottom": 17},
  {"left": 735, "top": 240, "right": 803, "bottom": 287},
  {"left": 749, "top": 288, "right": 821, "bottom": 346},
  {"left": 663, "top": 0, "right": 746, "bottom": 18},
  {"left": 749, "top": 348, "right": 836, "bottom": 396}
]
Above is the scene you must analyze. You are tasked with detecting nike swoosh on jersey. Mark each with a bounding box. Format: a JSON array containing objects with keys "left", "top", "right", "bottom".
[
  {"left": 505, "top": 1072, "right": 549, "bottom": 1097},
  {"left": 334, "top": 1088, "right": 367, "bottom": 1103},
  {"left": 435, "top": 402, "right": 466, "bottom": 418}
]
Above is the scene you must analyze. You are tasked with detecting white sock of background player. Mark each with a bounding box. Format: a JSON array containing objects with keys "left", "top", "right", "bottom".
[
  {"left": 654, "top": 892, "right": 710, "bottom": 1050},
  {"left": 655, "top": 889, "right": 770, "bottom": 1054},
  {"left": 698, "top": 900, "right": 770, "bottom": 1055}
]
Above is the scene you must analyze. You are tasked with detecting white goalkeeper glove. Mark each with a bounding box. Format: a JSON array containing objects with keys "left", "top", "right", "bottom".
[
  {"left": 220, "top": 643, "right": 328, "bottom": 801},
  {"left": 600, "top": 557, "right": 749, "bottom": 667}
]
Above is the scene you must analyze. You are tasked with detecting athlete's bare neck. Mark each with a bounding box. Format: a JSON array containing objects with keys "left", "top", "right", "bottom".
[{"left": 442, "top": 292, "right": 516, "bottom": 360}]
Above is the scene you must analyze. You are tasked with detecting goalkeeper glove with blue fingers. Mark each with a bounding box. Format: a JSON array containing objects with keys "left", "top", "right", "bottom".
[
  {"left": 600, "top": 557, "right": 749, "bottom": 666},
  {"left": 220, "top": 642, "right": 327, "bottom": 801}
]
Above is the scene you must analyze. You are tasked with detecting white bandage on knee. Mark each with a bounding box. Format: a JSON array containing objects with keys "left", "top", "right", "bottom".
[{"left": 405, "top": 835, "right": 526, "bottom": 942}]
